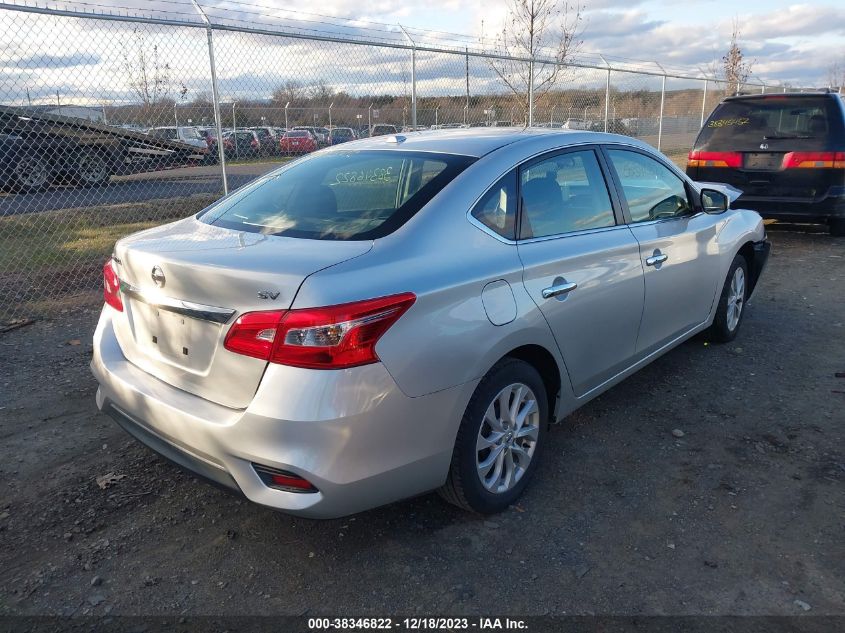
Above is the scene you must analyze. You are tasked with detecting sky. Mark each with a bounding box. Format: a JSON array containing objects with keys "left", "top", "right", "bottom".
[
  {"left": 1, "top": 0, "right": 843, "bottom": 108},
  {"left": 190, "top": 0, "right": 845, "bottom": 85}
]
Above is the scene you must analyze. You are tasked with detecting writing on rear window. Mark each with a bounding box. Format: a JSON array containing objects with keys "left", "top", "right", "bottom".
[
  {"left": 333, "top": 167, "right": 394, "bottom": 184},
  {"left": 707, "top": 117, "right": 750, "bottom": 128}
]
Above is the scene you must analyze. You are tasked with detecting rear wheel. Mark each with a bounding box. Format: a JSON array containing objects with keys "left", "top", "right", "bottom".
[
  {"left": 707, "top": 254, "right": 748, "bottom": 343},
  {"left": 830, "top": 219, "right": 845, "bottom": 237},
  {"left": 439, "top": 358, "right": 547, "bottom": 513},
  {"left": 75, "top": 150, "right": 111, "bottom": 187},
  {"left": 11, "top": 155, "right": 50, "bottom": 192}
]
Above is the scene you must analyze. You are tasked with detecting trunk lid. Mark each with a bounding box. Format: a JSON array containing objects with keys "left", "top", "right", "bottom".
[{"left": 111, "top": 217, "right": 372, "bottom": 409}]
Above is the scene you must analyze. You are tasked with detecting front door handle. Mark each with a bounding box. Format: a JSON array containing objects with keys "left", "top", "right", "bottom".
[
  {"left": 542, "top": 281, "right": 578, "bottom": 299},
  {"left": 645, "top": 253, "right": 669, "bottom": 267}
]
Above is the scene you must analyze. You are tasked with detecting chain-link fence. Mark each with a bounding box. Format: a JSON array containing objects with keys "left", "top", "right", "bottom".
[{"left": 0, "top": 1, "right": 812, "bottom": 324}]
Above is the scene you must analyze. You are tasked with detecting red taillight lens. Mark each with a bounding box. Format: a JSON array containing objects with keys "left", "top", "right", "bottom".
[
  {"left": 688, "top": 150, "right": 743, "bottom": 168},
  {"left": 103, "top": 259, "right": 123, "bottom": 312},
  {"left": 251, "top": 139, "right": 259, "bottom": 148},
  {"left": 223, "top": 310, "right": 285, "bottom": 360},
  {"left": 782, "top": 151, "right": 845, "bottom": 169},
  {"left": 224, "top": 293, "right": 416, "bottom": 369}
]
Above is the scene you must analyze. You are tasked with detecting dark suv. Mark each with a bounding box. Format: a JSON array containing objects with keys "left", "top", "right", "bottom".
[{"left": 686, "top": 92, "right": 845, "bottom": 235}]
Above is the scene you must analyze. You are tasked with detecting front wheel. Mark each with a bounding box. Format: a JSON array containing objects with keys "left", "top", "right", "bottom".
[
  {"left": 707, "top": 254, "right": 749, "bottom": 343},
  {"left": 438, "top": 358, "right": 547, "bottom": 513}
]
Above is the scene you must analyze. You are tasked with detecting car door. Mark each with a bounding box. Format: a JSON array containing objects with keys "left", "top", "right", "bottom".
[
  {"left": 602, "top": 146, "right": 724, "bottom": 355},
  {"left": 516, "top": 147, "right": 645, "bottom": 397}
]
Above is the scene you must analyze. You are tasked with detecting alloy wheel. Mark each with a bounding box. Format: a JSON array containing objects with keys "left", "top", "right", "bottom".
[
  {"left": 726, "top": 266, "right": 745, "bottom": 331},
  {"left": 476, "top": 382, "right": 540, "bottom": 494}
]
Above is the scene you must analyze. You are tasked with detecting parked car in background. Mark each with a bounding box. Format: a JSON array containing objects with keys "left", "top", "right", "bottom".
[
  {"left": 292, "top": 126, "right": 328, "bottom": 146},
  {"left": 224, "top": 130, "right": 261, "bottom": 158},
  {"left": 370, "top": 124, "right": 398, "bottom": 137},
  {"left": 328, "top": 127, "right": 356, "bottom": 144},
  {"left": 279, "top": 129, "right": 317, "bottom": 154},
  {"left": 93, "top": 128, "right": 769, "bottom": 519},
  {"left": 687, "top": 92, "right": 845, "bottom": 235},
  {"left": 561, "top": 119, "right": 590, "bottom": 130},
  {"left": 249, "top": 127, "right": 280, "bottom": 156},
  {"left": 147, "top": 126, "right": 208, "bottom": 151},
  {"left": 589, "top": 119, "right": 632, "bottom": 135}
]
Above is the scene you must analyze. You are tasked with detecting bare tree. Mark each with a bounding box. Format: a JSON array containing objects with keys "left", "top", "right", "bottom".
[
  {"left": 722, "top": 19, "right": 754, "bottom": 95},
  {"left": 272, "top": 80, "right": 308, "bottom": 106},
  {"left": 121, "top": 28, "right": 174, "bottom": 124},
  {"left": 485, "top": 0, "right": 584, "bottom": 124}
]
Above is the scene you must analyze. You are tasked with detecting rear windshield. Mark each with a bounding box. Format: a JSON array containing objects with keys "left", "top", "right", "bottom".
[
  {"left": 286, "top": 131, "right": 309, "bottom": 138},
  {"left": 200, "top": 150, "right": 475, "bottom": 240},
  {"left": 696, "top": 96, "right": 841, "bottom": 150}
]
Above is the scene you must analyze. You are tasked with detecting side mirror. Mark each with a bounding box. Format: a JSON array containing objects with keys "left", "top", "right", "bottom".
[{"left": 701, "top": 188, "right": 729, "bottom": 214}]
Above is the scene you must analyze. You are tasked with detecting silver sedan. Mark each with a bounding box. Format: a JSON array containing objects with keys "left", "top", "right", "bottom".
[{"left": 91, "top": 128, "right": 770, "bottom": 518}]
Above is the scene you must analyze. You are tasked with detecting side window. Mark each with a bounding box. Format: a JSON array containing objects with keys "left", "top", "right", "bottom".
[
  {"left": 606, "top": 149, "right": 693, "bottom": 223},
  {"left": 518, "top": 150, "right": 615, "bottom": 239},
  {"left": 471, "top": 171, "right": 517, "bottom": 240}
]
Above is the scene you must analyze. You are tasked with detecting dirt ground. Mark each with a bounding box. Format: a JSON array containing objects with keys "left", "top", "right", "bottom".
[{"left": 0, "top": 227, "right": 843, "bottom": 618}]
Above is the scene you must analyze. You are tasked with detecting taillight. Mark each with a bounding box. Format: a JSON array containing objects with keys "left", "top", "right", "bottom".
[
  {"left": 224, "top": 293, "right": 416, "bottom": 369},
  {"left": 782, "top": 151, "right": 845, "bottom": 169},
  {"left": 251, "top": 138, "right": 259, "bottom": 148},
  {"left": 103, "top": 259, "right": 123, "bottom": 312},
  {"left": 688, "top": 150, "right": 743, "bottom": 168}
]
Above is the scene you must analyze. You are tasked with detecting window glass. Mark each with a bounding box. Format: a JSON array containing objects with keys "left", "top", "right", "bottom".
[
  {"left": 606, "top": 150, "right": 692, "bottom": 223},
  {"left": 200, "top": 150, "right": 474, "bottom": 240},
  {"left": 471, "top": 171, "right": 517, "bottom": 239},
  {"left": 519, "top": 150, "right": 615, "bottom": 239}
]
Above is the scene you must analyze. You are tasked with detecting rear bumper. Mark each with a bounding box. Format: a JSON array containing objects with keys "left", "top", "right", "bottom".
[
  {"left": 734, "top": 192, "right": 845, "bottom": 223},
  {"left": 91, "top": 307, "right": 475, "bottom": 518}
]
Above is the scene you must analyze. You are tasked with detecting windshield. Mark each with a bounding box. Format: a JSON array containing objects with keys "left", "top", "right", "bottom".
[
  {"left": 696, "top": 97, "right": 840, "bottom": 150},
  {"left": 200, "top": 150, "right": 475, "bottom": 240}
]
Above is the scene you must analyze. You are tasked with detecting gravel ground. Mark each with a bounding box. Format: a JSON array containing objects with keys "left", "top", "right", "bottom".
[{"left": 0, "top": 227, "right": 843, "bottom": 617}]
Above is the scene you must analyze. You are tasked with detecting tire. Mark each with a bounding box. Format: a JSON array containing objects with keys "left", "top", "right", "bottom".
[
  {"left": 11, "top": 154, "right": 50, "bottom": 192},
  {"left": 74, "top": 150, "right": 111, "bottom": 187},
  {"left": 707, "top": 254, "right": 749, "bottom": 343},
  {"left": 830, "top": 219, "right": 845, "bottom": 237},
  {"left": 438, "top": 358, "right": 548, "bottom": 514}
]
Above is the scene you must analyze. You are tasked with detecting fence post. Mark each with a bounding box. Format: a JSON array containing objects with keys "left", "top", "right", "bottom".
[
  {"left": 700, "top": 78, "right": 708, "bottom": 127},
  {"left": 328, "top": 102, "right": 333, "bottom": 129},
  {"left": 284, "top": 102, "right": 289, "bottom": 130},
  {"left": 368, "top": 103, "right": 373, "bottom": 134},
  {"left": 190, "top": 0, "right": 227, "bottom": 194},
  {"left": 399, "top": 25, "right": 417, "bottom": 129},
  {"left": 601, "top": 55, "right": 610, "bottom": 133},
  {"left": 657, "top": 71, "right": 666, "bottom": 152},
  {"left": 528, "top": 58, "right": 535, "bottom": 127}
]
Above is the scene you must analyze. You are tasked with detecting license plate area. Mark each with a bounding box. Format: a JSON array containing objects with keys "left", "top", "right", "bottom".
[
  {"left": 128, "top": 300, "right": 221, "bottom": 371},
  {"left": 744, "top": 153, "right": 784, "bottom": 170}
]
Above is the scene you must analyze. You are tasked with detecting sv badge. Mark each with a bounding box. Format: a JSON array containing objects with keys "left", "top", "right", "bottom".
[{"left": 257, "top": 290, "right": 280, "bottom": 300}]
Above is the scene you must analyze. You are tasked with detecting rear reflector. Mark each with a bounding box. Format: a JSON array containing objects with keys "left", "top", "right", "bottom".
[
  {"left": 253, "top": 464, "right": 317, "bottom": 493},
  {"left": 688, "top": 150, "right": 743, "bottom": 168},
  {"left": 782, "top": 151, "right": 845, "bottom": 169},
  {"left": 224, "top": 292, "right": 416, "bottom": 369},
  {"left": 103, "top": 259, "right": 123, "bottom": 312}
]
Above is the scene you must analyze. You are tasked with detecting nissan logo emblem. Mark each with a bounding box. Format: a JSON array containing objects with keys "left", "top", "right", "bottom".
[{"left": 151, "top": 266, "right": 166, "bottom": 288}]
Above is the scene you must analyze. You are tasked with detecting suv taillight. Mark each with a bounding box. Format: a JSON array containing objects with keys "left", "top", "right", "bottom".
[
  {"left": 782, "top": 151, "right": 845, "bottom": 169},
  {"left": 103, "top": 259, "right": 123, "bottom": 312},
  {"left": 223, "top": 293, "right": 416, "bottom": 369},
  {"left": 688, "top": 150, "right": 743, "bottom": 168}
]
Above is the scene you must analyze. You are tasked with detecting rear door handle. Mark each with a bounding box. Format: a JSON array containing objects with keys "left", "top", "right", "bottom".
[
  {"left": 645, "top": 253, "right": 668, "bottom": 267},
  {"left": 541, "top": 281, "right": 578, "bottom": 299}
]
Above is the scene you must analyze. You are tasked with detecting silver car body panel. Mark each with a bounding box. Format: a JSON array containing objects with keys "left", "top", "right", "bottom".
[{"left": 92, "top": 128, "right": 767, "bottom": 517}]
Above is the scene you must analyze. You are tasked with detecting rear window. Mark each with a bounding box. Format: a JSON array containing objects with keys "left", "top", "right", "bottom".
[
  {"left": 697, "top": 97, "right": 841, "bottom": 150},
  {"left": 200, "top": 150, "right": 475, "bottom": 240},
  {"left": 286, "top": 131, "right": 309, "bottom": 138}
]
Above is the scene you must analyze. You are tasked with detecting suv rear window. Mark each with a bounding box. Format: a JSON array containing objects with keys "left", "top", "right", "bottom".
[
  {"left": 200, "top": 150, "right": 475, "bottom": 240},
  {"left": 696, "top": 96, "right": 841, "bottom": 150}
]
